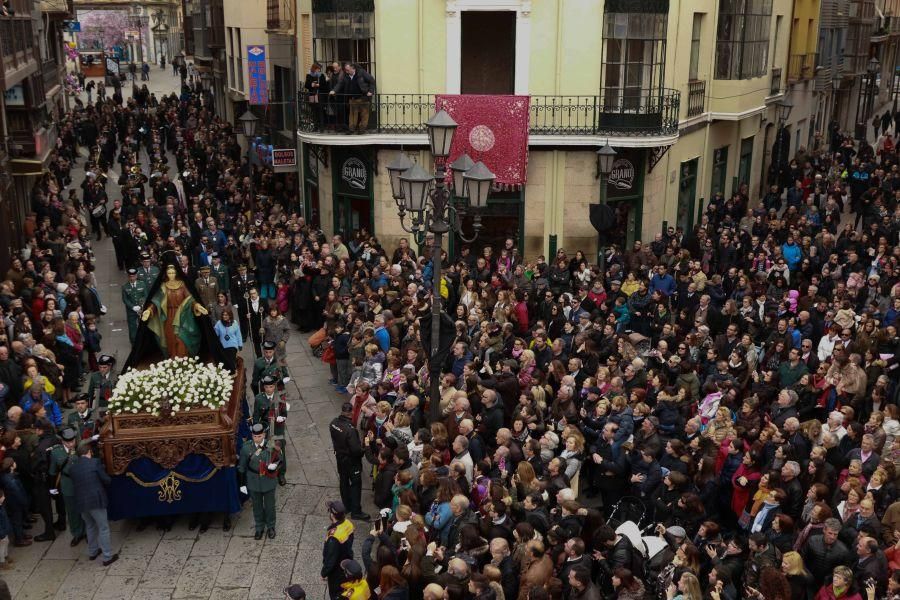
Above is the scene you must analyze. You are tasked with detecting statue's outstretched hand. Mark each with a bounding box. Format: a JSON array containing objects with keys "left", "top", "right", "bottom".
[
  {"left": 193, "top": 303, "right": 209, "bottom": 316},
  {"left": 141, "top": 308, "right": 152, "bottom": 321}
]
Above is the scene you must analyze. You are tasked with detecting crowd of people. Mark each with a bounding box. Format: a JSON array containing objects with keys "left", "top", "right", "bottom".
[
  {"left": 0, "top": 64, "right": 898, "bottom": 600},
  {"left": 318, "top": 124, "right": 900, "bottom": 600}
]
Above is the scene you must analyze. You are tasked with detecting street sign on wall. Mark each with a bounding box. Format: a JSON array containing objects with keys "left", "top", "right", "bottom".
[
  {"left": 272, "top": 149, "right": 296, "bottom": 167},
  {"left": 247, "top": 45, "right": 268, "bottom": 105}
]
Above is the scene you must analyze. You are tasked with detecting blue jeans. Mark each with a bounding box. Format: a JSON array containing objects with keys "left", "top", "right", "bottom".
[
  {"left": 259, "top": 283, "right": 276, "bottom": 300},
  {"left": 81, "top": 508, "right": 112, "bottom": 560}
]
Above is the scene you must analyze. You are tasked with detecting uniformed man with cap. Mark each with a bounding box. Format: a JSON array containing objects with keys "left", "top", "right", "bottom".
[
  {"left": 87, "top": 355, "right": 117, "bottom": 411},
  {"left": 321, "top": 500, "right": 355, "bottom": 600},
  {"left": 231, "top": 263, "right": 257, "bottom": 339},
  {"left": 137, "top": 252, "right": 160, "bottom": 286},
  {"left": 67, "top": 394, "right": 99, "bottom": 441},
  {"left": 337, "top": 559, "right": 369, "bottom": 600},
  {"left": 251, "top": 341, "right": 289, "bottom": 395},
  {"left": 237, "top": 423, "right": 280, "bottom": 539},
  {"left": 210, "top": 253, "right": 230, "bottom": 299},
  {"left": 329, "top": 403, "right": 368, "bottom": 520},
  {"left": 283, "top": 584, "right": 306, "bottom": 600},
  {"left": 195, "top": 264, "right": 219, "bottom": 311},
  {"left": 253, "top": 375, "right": 288, "bottom": 486},
  {"left": 121, "top": 268, "right": 148, "bottom": 343},
  {"left": 48, "top": 428, "right": 86, "bottom": 546}
]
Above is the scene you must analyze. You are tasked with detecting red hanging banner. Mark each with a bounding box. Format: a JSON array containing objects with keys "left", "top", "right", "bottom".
[{"left": 435, "top": 95, "right": 530, "bottom": 188}]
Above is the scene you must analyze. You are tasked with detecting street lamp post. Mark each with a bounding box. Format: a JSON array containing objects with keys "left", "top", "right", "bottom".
[
  {"left": 239, "top": 110, "right": 259, "bottom": 205},
  {"left": 200, "top": 73, "right": 212, "bottom": 110},
  {"left": 596, "top": 144, "right": 616, "bottom": 278},
  {"left": 773, "top": 99, "right": 793, "bottom": 189},
  {"left": 857, "top": 57, "right": 881, "bottom": 140},
  {"left": 387, "top": 110, "right": 495, "bottom": 423},
  {"left": 867, "top": 57, "right": 881, "bottom": 128}
]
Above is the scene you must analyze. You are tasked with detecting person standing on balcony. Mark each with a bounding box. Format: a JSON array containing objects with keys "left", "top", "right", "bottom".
[
  {"left": 330, "top": 63, "right": 375, "bottom": 135},
  {"left": 304, "top": 63, "right": 328, "bottom": 132},
  {"left": 326, "top": 62, "right": 346, "bottom": 131}
]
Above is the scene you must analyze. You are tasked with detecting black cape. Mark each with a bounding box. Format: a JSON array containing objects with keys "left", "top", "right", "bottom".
[{"left": 124, "top": 252, "right": 236, "bottom": 373}]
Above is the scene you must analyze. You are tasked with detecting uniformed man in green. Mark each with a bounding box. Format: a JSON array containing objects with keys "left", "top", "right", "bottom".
[
  {"left": 251, "top": 341, "right": 289, "bottom": 395},
  {"left": 121, "top": 268, "right": 147, "bottom": 343},
  {"left": 237, "top": 423, "right": 280, "bottom": 539},
  {"left": 195, "top": 264, "right": 219, "bottom": 311},
  {"left": 137, "top": 252, "right": 160, "bottom": 286},
  {"left": 66, "top": 394, "right": 99, "bottom": 440},
  {"left": 48, "top": 428, "right": 86, "bottom": 546},
  {"left": 209, "top": 252, "right": 230, "bottom": 300},
  {"left": 253, "top": 376, "right": 288, "bottom": 486},
  {"left": 87, "top": 355, "right": 117, "bottom": 411}
]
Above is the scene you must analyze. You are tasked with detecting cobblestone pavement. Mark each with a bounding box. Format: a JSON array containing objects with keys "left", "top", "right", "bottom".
[{"left": 3, "top": 72, "right": 368, "bottom": 599}]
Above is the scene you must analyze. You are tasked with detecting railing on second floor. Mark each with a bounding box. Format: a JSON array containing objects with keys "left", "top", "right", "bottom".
[
  {"left": 41, "top": 58, "right": 60, "bottom": 93},
  {"left": 297, "top": 91, "right": 682, "bottom": 138},
  {"left": 687, "top": 80, "right": 706, "bottom": 117},
  {"left": 208, "top": 0, "right": 225, "bottom": 48},
  {"left": 266, "top": 0, "right": 293, "bottom": 32},
  {"left": 771, "top": 67, "right": 783, "bottom": 95},
  {"left": 788, "top": 54, "right": 812, "bottom": 81},
  {"left": 0, "top": 18, "right": 37, "bottom": 74},
  {"left": 803, "top": 53, "right": 818, "bottom": 75}
]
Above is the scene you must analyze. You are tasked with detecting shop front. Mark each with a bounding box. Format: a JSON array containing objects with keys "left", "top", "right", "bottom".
[
  {"left": 302, "top": 143, "right": 321, "bottom": 229},
  {"left": 605, "top": 147, "right": 645, "bottom": 249},
  {"left": 450, "top": 189, "right": 524, "bottom": 258},
  {"left": 332, "top": 148, "right": 374, "bottom": 238}
]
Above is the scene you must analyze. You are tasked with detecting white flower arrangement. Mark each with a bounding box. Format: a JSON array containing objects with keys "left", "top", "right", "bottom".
[{"left": 108, "top": 356, "right": 233, "bottom": 416}]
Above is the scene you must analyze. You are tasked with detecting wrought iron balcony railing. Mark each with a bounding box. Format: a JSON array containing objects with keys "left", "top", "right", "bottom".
[
  {"left": 770, "top": 67, "right": 783, "bottom": 95},
  {"left": 687, "top": 80, "right": 706, "bottom": 117},
  {"left": 41, "top": 58, "right": 60, "bottom": 93},
  {"left": 787, "top": 54, "right": 813, "bottom": 81},
  {"left": 803, "top": 53, "right": 818, "bottom": 74},
  {"left": 266, "top": 0, "right": 293, "bottom": 31},
  {"left": 297, "top": 90, "right": 681, "bottom": 137}
]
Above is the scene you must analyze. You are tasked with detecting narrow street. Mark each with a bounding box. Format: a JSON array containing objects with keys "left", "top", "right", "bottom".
[{"left": 6, "top": 70, "right": 366, "bottom": 600}]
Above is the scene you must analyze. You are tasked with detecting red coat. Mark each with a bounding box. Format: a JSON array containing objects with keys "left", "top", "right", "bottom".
[
  {"left": 276, "top": 284, "right": 290, "bottom": 314},
  {"left": 814, "top": 586, "right": 861, "bottom": 600},
  {"left": 65, "top": 323, "right": 84, "bottom": 352},
  {"left": 731, "top": 464, "right": 761, "bottom": 517},
  {"left": 31, "top": 297, "right": 45, "bottom": 322}
]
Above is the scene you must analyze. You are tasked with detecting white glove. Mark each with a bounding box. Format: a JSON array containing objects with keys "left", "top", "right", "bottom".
[
  {"left": 285, "top": 402, "right": 291, "bottom": 411},
  {"left": 276, "top": 416, "right": 285, "bottom": 423},
  {"left": 267, "top": 463, "right": 278, "bottom": 471},
  {"left": 282, "top": 377, "right": 291, "bottom": 384},
  {"left": 49, "top": 488, "right": 59, "bottom": 496},
  {"left": 132, "top": 306, "right": 140, "bottom": 313},
  {"left": 91, "top": 434, "right": 100, "bottom": 441},
  {"left": 239, "top": 485, "right": 248, "bottom": 495}
]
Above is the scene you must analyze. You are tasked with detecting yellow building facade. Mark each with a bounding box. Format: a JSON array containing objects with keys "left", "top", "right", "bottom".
[{"left": 295, "top": 0, "right": 797, "bottom": 259}]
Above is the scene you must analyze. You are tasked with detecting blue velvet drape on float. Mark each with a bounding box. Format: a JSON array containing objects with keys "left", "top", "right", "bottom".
[
  {"left": 107, "top": 395, "right": 252, "bottom": 520},
  {"left": 108, "top": 454, "right": 240, "bottom": 520}
]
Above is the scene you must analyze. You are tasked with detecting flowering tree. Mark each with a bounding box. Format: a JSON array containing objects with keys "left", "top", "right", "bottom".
[{"left": 77, "top": 10, "right": 130, "bottom": 51}]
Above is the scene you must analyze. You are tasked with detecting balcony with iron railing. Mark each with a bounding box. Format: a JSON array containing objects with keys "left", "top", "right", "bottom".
[
  {"left": 41, "top": 58, "right": 61, "bottom": 94},
  {"left": 788, "top": 53, "right": 814, "bottom": 81},
  {"left": 0, "top": 18, "right": 38, "bottom": 82},
  {"left": 803, "top": 53, "right": 817, "bottom": 74},
  {"left": 266, "top": 0, "right": 293, "bottom": 32},
  {"left": 687, "top": 80, "right": 706, "bottom": 117},
  {"left": 208, "top": 0, "right": 225, "bottom": 48},
  {"left": 890, "top": 15, "right": 900, "bottom": 34},
  {"left": 9, "top": 121, "right": 56, "bottom": 159},
  {"left": 297, "top": 91, "right": 681, "bottom": 139},
  {"left": 771, "top": 67, "right": 783, "bottom": 95}
]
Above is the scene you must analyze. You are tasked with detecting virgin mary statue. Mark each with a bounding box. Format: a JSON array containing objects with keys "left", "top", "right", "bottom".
[
  {"left": 124, "top": 253, "right": 235, "bottom": 372},
  {"left": 141, "top": 263, "right": 208, "bottom": 357}
]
